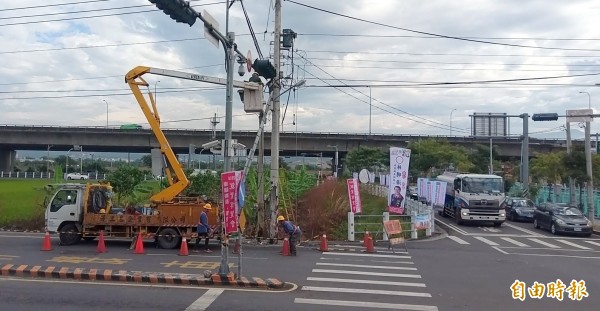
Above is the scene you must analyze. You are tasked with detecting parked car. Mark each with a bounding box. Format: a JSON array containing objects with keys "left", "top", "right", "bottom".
[
  {"left": 504, "top": 197, "right": 535, "bottom": 222},
  {"left": 66, "top": 172, "right": 89, "bottom": 180},
  {"left": 533, "top": 203, "right": 592, "bottom": 237}
]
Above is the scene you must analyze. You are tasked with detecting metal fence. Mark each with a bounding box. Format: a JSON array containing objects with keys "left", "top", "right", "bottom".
[{"left": 0, "top": 171, "right": 159, "bottom": 181}]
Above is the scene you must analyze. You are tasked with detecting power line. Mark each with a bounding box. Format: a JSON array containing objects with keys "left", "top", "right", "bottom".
[
  {"left": 301, "top": 49, "right": 600, "bottom": 59},
  {"left": 0, "top": 0, "right": 113, "bottom": 12},
  {"left": 294, "top": 56, "right": 470, "bottom": 133},
  {"left": 285, "top": 0, "right": 600, "bottom": 52},
  {"left": 303, "top": 57, "right": 600, "bottom": 68},
  {"left": 297, "top": 33, "right": 600, "bottom": 42},
  {"left": 305, "top": 64, "right": 595, "bottom": 73},
  {"left": 0, "top": 4, "right": 153, "bottom": 20}
]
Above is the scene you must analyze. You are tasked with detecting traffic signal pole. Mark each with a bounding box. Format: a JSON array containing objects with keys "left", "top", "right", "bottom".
[
  {"left": 269, "top": 0, "right": 282, "bottom": 240},
  {"left": 521, "top": 113, "right": 529, "bottom": 196}
]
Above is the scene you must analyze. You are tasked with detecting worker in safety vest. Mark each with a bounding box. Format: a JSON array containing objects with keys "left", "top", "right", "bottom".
[{"left": 277, "top": 215, "right": 301, "bottom": 256}]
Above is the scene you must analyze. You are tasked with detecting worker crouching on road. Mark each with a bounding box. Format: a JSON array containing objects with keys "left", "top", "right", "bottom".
[
  {"left": 277, "top": 216, "right": 302, "bottom": 256},
  {"left": 194, "top": 203, "right": 213, "bottom": 253}
]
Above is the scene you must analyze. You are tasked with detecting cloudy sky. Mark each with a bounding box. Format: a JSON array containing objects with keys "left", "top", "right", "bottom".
[{"left": 1, "top": 0, "right": 599, "bottom": 139}]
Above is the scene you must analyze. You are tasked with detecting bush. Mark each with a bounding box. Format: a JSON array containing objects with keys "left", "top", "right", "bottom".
[{"left": 296, "top": 180, "right": 349, "bottom": 240}]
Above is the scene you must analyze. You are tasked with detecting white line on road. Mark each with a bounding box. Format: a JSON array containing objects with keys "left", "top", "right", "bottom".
[
  {"left": 185, "top": 289, "right": 224, "bottom": 311},
  {"left": 306, "top": 277, "right": 426, "bottom": 287},
  {"left": 447, "top": 236, "right": 470, "bottom": 245},
  {"left": 302, "top": 286, "right": 432, "bottom": 297},
  {"left": 373, "top": 260, "right": 414, "bottom": 265},
  {"left": 508, "top": 252, "right": 600, "bottom": 259},
  {"left": 435, "top": 218, "right": 468, "bottom": 235},
  {"left": 584, "top": 240, "right": 600, "bottom": 247},
  {"left": 527, "top": 238, "right": 561, "bottom": 249},
  {"left": 556, "top": 239, "right": 591, "bottom": 250},
  {"left": 295, "top": 298, "right": 439, "bottom": 311},
  {"left": 318, "top": 258, "right": 415, "bottom": 264},
  {"left": 501, "top": 237, "right": 530, "bottom": 247},
  {"left": 473, "top": 236, "right": 499, "bottom": 246},
  {"left": 492, "top": 246, "right": 509, "bottom": 254},
  {"left": 316, "top": 262, "right": 417, "bottom": 270},
  {"left": 323, "top": 252, "right": 411, "bottom": 259},
  {"left": 502, "top": 222, "right": 542, "bottom": 236},
  {"left": 312, "top": 269, "right": 421, "bottom": 279}
]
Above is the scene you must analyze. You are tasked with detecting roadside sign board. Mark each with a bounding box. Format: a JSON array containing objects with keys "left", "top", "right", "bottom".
[
  {"left": 566, "top": 109, "right": 593, "bottom": 123},
  {"left": 346, "top": 178, "right": 362, "bottom": 214},
  {"left": 203, "top": 10, "right": 220, "bottom": 48},
  {"left": 221, "top": 171, "right": 243, "bottom": 234}
]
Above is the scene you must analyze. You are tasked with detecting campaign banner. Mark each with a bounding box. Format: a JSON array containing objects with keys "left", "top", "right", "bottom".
[
  {"left": 388, "top": 147, "right": 411, "bottom": 214},
  {"left": 221, "top": 171, "right": 243, "bottom": 234},
  {"left": 433, "top": 181, "right": 447, "bottom": 206},
  {"left": 417, "top": 178, "right": 428, "bottom": 199},
  {"left": 346, "top": 178, "right": 363, "bottom": 214},
  {"left": 415, "top": 214, "right": 430, "bottom": 230},
  {"left": 426, "top": 180, "right": 434, "bottom": 204}
]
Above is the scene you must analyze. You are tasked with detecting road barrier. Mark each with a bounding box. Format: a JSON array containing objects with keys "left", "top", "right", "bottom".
[{"left": 348, "top": 206, "right": 433, "bottom": 242}]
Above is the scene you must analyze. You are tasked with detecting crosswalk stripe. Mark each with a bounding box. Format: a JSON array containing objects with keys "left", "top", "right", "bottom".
[
  {"left": 556, "top": 239, "right": 591, "bottom": 250},
  {"left": 319, "top": 257, "right": 415, "bottom": 264},
  {"left": 447, "top": 236, "right": 469, "bottom": 245},
  {"left": 302, "top": 286, "right": 432, "bottom": 297},
  {"left": 528, "top": 238, "right": 561, "bottom": 248},
  {"left": 295, "top": 298, "right": 439, "bottom": 311},
  {"left": 501, "top": 237, "right": 530, "bottom": 247},
  {"left": 316, "top": 262, "right": 417, "bottom": 271},
  {"left": 306, "top": 277, "right": 427, "bottom": 287},
  {"left": 473, "top": 236, "right": 499, "bottom": 246},
  {"left": 584, "top": 240, "right": 600, "bottom": 247},
  {"left": 312, "top": 269, "right": 421, "bottom": 279},
  {"left": 323, "top": 252, "right": 411, "bottom": 259}
]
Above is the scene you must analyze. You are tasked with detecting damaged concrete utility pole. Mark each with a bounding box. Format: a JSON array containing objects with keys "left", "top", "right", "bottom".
[{"left": 269, "top": 0, "right": 283, "bottom": 240}]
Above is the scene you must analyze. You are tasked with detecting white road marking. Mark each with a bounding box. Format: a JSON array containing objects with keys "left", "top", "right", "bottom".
[
  {"left": 584, "top": 240, "right": 600, "bottom": 247},
  {"left": 318, "top": 257, "right": 414, "bottom": 264},
  {"left": 502, "top": 222, "right": 542, "bottom": 236},
  {"left": 447, "top": 236, "right": 470, "bottom": 245},
  {"left": 473, "top": 236, "right": 499, "bottom": 246},
  {"left": 373, "top": 260, "right": 414, "bottom": 265},
  {"left": 295, "top": 298, "right": 439, "bottom": 311},
  {"left": 316, "top": 262, "right": 417, "bottom": 271},
  {"left": 185, "top": 289, "right": 224, "bottom": 311},
  {"left": 507, "top": 252, "right": 600, "bottom": 260},
  {"left": 302, "top": 286, "right": 431, "bottom": 297},
  {"left": 501, "top": 237, "right": 530, "bottom": 247},
  {"left": 492, "top": 246, "right": 509, "bottom": 254},
  {"left": 312, "top": 269, "right": 421, "bottom": 279},
  {"left": 435, "top": 218, "right": 468, "bottom": 235},
  {"left": 306, "top": 277, "right": 426, "bottom": 287},
  {"left": 556, "top": 239, "right": 591, "bottom": 250},
  {"left": 527, "top": 238, "right": 561, "bottom": 249},
  {"left": 323, "top": 252, "right": 410, "bottom": 259}
]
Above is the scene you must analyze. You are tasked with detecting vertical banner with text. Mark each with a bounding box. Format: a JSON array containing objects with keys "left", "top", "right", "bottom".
[
  {"left": 388, "top": 147, "right": 411, "bottom": 214},
  {"left": 221, "top": 171, "right": 243, "bottom": 234},
  {"left": 347, "top": 178, "right": 363, "bottom": 214}
]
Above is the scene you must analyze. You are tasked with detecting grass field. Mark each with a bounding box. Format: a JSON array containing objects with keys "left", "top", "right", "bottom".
[
  {"left": 0, "top": 179, "right": 162, "bottom": 228},
  {"left": 0, "top": 179, "right": 50, "bottom": 227}
]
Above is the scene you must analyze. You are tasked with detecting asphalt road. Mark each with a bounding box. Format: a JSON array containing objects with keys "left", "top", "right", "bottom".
[{"left": 2, "top": 220, "right": 599, "bottom": 310}]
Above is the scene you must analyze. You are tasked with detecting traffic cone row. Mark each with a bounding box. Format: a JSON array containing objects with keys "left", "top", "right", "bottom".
[
  {"left": 365, "top": 236, "right": 375, "bottom": 253},
  {"left": 362, "top": 231, "right": 370, "bottom": 247},
  {"left": 41, "top": 231, "right": 52, "bottom": 251},
  {"left": 319, "top": 234, "right": 329, "bottom": 252},
  {"left": 179, "top": 236, "right": 189, "bottom": 256},
  {"left": 96, "top": 230, "right": 106, "bottom": 253},
  {"left": 133, "top": 231, "right": 145, "bottom": 254},
  {"left": 280, "top": 237, "right": 291, "bottom": 256}
]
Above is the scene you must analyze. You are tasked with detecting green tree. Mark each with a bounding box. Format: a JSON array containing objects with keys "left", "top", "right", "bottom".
[
  {"left": 140, "top": 155, "right": 152, "bottom": 168},
  {"left": 408, "top": 139, "right": 474, "bottom": 178},
  {"left": 563, "top": 146, "right": 588, "bottom": 188},
  {"left": 185, "top": 170, "right": 221, "bottom": 200},
  {"left": 344, "top": 147, "right": 387, "bottom": 174},
  {"left": 107, "top": 166, "right": 145, "bottom": 205},
  {"left": 530, "top": 151, "right": 566, "bottom": 184}
]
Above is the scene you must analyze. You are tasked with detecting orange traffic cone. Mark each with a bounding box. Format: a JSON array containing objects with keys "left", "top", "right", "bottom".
[
  {"left": 280, "top": 238, "right": 291, "bottom": 256},
  {"left": 319, "top": 234, "right": 329, "bottom": 252},
  {"left": 133, "top": 231, "right": 145, "bottom": 254},
  {"left": 41, "top": 231, "right": 52, "bottom": 251},
  {"left": 232, "top": 238, "right": 242, "bottom": 254},
  {"left": 96, "top": 230, "right": 106, "bottom": 253},
  {"left": 179, "top": 236, "right": 189, "bottom": 256},
  {"left": 366, "top": 236, "right": 375, "bottom": 253},
  {"left": 363, "top": 231, "right": 370, "bottom": 247}
]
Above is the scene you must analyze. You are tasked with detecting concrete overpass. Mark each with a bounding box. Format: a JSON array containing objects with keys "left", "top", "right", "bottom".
[{"left": 0, "top": 125, "right": 569, "bottom": 171}]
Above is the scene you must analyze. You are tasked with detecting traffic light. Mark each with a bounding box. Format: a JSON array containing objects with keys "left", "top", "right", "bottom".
[
  {"left": 252, "top": 59, "right": 276, "bottom": 80},
  {"left": 148, "top": 0, "right": 198, "bottom": 27},
  {"left": 532, "top": 113, "right": 559, "bottom": 121}
]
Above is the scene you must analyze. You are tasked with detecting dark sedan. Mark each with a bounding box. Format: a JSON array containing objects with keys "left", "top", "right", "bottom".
[
  {"left": 505, "top": 197, "right": 535, "bottom": 222},
  {"left": 533, "top": 203, "right": 592, "bottom": 237}
]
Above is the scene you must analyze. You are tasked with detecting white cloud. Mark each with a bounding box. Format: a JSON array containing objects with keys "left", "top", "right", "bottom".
[{"left": 0, "top": 0, "right": 599, "bottom": 140}]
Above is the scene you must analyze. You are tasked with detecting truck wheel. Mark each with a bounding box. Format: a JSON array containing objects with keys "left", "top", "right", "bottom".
[
  {"left": 157, "top": 228, "right": 180, "bottom": 249},
  {"left": 59, "top": 223, "right": 82, "bottom": 245},
  {"left": 455, "top": 209, "right": 463, "bottom": 225},
  {"left": 493, "top": 222, "right": 503, "bottom": 227}
]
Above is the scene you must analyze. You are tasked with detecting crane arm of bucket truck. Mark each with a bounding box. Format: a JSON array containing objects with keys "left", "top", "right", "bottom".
[{"left": 124, "top": 66, "right": 262, "bottom": 204}]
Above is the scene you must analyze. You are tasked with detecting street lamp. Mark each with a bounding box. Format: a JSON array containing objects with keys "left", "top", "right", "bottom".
[
  {"left": 327, "top": 145, "right": 339, "bottom": 178},
  {"left": 579, "top": 91, "right": 591, "bottom": 109},
  {"left": 449, "top": 108, "right": 457, "bottom": 136},
  {"left": 65, "top": 147, "right": 74, "bottom": 176},
  {"left": 103, "top": 99, "right": 108, "bottom": 128}
]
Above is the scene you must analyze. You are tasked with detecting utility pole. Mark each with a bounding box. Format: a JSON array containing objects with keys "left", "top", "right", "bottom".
[
  {"left": 269, "top": 0, "right": 282, "bottom": 240},
  {"left": 211, "top": 113, "right": 220, "bottom": 170},
  {"left": 520, "top": 113, "right": 529, "bottom": 196},
  {"left": 257, "top": 113, "right": 265, "bottom": 236},
  {"left": 585, "top": 122, "right": 594, "bottom": 223},
  {"left": 566, "top": 121, "right": 576, "bottom": 205},
  {"left": 489, "top": 138, "right": 493, "bottom": 174}
]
